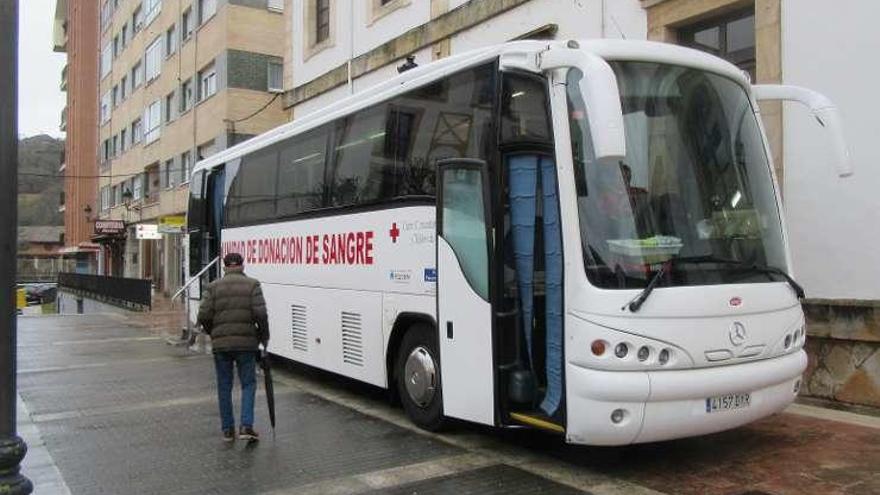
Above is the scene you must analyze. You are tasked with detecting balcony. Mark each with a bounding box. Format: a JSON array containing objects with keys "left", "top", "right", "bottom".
[
  {"left": 52, "top": 0, "right": 67, "bottom": 53},
  {"left": 60, "top": 64, "right": 68, "bottom": 92}
]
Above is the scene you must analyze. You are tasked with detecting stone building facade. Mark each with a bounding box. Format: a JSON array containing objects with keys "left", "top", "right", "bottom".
[
  {"left": 93, "top": 0, "right": 288, "bottom": 295},
  {"left": 278, "top": 0, "right": 879, "bottom": 409},
  {"left": 640, "top": 0, "right": 880, "bottom": 409}
]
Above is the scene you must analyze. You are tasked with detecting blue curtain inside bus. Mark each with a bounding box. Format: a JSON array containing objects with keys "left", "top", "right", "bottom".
[
  {"left": 539, "top": 156, "right": 562, "bottom": 416},
  {"left": 508, "top": 156, "right": 537, "bottom": 370},
  {"left": 507, "top": 155, "right": 563, "bottom": 416}
]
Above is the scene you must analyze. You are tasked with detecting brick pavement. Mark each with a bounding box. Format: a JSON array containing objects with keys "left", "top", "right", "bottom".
[{"left": 14, "top": 313, "right": 880, "bottom": 495}]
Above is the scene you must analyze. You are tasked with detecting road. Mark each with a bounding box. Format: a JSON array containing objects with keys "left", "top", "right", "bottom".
[{"left": 16, "top": 313, "right": 880, "bottom": 494}]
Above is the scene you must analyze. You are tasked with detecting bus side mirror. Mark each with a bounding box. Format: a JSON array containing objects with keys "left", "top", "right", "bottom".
[
  {"left": 538, "top": 49, "right": 627, "bottom": 161},
  {"left": 752, "top": 84, "right": 853, "bottom": 178}
]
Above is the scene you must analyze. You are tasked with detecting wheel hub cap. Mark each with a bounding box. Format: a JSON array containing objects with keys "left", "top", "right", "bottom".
[{"left": 404, "top": 346, "right": 436, "bottom": 408}]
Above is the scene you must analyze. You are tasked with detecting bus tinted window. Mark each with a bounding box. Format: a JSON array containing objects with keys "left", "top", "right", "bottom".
[
  {"left": 501, "top": 73, "right": 551, "bottom": 144},
  {"left": 223, "top": 62, "right": 497, "bottom": 226},
  {"left": 226, "top": 146, "right": 278, "bottom": 225},
  {"left": 391, "top": 64, "right": 496, "bottom": 197},
  {"left": 329, "top": 105, "right": 395, "bottom": 207},
  {"left": 278, "top": 124, "right": 330, "bottom": 217}
]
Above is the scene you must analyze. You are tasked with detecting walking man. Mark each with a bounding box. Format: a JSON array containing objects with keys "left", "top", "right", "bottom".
[{"left": 198, "top": 253, "right": 269, "bottom": 442}]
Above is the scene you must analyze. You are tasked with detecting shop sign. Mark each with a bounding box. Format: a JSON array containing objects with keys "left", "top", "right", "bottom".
[
  {"left": 159, "top": 215, "right": 186, "bottom": 234},
  {"left": 94, "top": 219, "right": 125, "bottom": 235},
  {"left": 136, "top": 224, "right": 162, "bottom": 240}
]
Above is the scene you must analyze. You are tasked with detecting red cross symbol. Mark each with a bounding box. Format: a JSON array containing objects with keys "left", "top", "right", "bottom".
[{"left": 389, "top": 223, "right": 400, "bottom": 243}]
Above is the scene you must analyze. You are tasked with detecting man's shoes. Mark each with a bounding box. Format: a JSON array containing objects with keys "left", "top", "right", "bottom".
[
  {"left": 222, "top": 429, "right": 235, "bottom": 442},
  {"left": 239, "top": 426, "right": 259, "bottom": 442}
]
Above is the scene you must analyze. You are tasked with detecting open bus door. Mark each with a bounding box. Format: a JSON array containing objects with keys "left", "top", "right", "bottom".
[
  {"left": 187, "top": 165, "right": 225, "bottom": 298},
  {"left": 436, "top": 159, "right": 496, "bottom": 425}
]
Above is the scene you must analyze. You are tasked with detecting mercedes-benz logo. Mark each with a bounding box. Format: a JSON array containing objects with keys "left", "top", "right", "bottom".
[{"left": 729, "top": 322, "right": 747, "bottom": 346}]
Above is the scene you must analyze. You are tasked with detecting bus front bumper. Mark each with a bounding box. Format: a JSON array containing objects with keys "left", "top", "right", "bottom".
[{"left": 565, "top": 350, "right": 807, "bottom": 446}]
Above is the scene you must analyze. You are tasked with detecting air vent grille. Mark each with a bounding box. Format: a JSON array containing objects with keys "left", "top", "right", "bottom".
[
  {"left": 291, "top": 304, "right": 308, "bottom": 352},
  {"left": 341, "top": 311, "right": 364, "bottom": 367}
]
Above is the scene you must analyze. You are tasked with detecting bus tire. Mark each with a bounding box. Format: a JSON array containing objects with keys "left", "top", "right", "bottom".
[{"left": 396, "top": 323, "right": 446, "bottom": 432}]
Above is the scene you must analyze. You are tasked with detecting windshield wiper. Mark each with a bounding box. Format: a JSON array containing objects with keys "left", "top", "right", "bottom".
[{"left": 623, "top": 255, "right": 805, "bottom": 313}]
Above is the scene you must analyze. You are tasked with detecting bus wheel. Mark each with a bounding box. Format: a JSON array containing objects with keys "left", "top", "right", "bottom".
[{"left": 396, "top": 323, "right": 446, "bottom": 431}]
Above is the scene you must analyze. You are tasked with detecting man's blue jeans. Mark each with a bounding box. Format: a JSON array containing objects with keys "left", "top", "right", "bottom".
[{"left": 213, "top": 351, "right": 256, "bottom": 431}]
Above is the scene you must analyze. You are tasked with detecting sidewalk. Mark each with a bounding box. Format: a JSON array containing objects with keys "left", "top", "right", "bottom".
[{"left": 15, "top": 312, "right": 880, "bottom": 495}]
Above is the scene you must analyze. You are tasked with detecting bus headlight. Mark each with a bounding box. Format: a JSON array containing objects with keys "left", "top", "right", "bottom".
[
  {"left": 637, "top": 346, "right": 650, "bottom": 362},
  {"left": 658, "top": 348, "right": 670, "bottom": 365},
  {"left": 614, "top": 343, "right": 628, "bottom": 359}
]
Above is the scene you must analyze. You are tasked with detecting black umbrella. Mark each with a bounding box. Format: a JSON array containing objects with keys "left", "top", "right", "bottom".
[{"left": 259, "top": 348, "right": 276, "bottom": 439}]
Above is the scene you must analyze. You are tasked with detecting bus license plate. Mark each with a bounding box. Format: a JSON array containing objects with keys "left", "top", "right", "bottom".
[{"left": 705, "top": 393, "right": 751, "bottom": 413}]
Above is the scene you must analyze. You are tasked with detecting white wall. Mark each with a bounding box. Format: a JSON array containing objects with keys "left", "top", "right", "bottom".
[
  {"left": 781, "top": 1, "right": 880, "bottom": 300},
  {"left": 291, "top": 0, "right": 645, "bottom": 91}
]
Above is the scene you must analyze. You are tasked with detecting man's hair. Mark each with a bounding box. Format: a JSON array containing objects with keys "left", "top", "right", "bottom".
[{"left": 223, "top": 253, "right": 244, "bottom": 267}]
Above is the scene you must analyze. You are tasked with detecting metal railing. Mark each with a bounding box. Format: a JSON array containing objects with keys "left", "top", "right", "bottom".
[
  {"left": 172, "top": 256, "right": 220, "bottom": 347},
  {"left": 57, "top": 272, "right": 152, "bottom": 310}
]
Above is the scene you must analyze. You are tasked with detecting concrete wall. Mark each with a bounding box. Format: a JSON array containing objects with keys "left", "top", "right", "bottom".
[
  {"left": 57, "top": 289, "right": 141, "bottom": 315},
  {"left": 289, "top": 0, "right": 645, "bottom": 116}
]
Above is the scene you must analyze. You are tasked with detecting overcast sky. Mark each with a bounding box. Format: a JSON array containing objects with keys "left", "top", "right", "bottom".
[{"left": 18, "top": 0, "right": 67, "bottom": 138}]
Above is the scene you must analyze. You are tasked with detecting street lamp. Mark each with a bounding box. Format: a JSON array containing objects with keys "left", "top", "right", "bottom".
[{"left": 0, "top": 1, "right": 34, "bottom": 493}]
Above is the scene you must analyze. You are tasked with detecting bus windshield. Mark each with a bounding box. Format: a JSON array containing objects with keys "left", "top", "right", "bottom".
[{"left": 568, "top": 61, "right": 786, "bottom": 289}]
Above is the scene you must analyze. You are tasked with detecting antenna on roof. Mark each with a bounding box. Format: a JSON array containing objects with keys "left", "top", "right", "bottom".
[{"left": 397, "top": 55, "right": 418, "bottom": 74}]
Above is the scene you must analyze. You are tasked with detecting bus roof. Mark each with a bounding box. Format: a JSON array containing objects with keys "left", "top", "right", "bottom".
[{"left": 193, "top": 39, "right": 746, "bottom": 176}]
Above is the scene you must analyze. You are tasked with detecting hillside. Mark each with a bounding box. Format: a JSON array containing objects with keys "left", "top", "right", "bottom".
[{"left": 18, "top": 135, "right": 64, "bottom": 226}]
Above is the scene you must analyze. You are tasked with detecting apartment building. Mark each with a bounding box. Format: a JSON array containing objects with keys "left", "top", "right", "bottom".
[
  {"left": 283, "top": 0, "right": 879, "bottom": 407},
  {"left": 53, "top": 0, "right": 101, "bottom": 273},
  {"left": 95, "top": 0, "right": 287, "bottom": 294}
]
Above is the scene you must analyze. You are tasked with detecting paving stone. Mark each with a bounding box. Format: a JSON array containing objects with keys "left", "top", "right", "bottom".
[{"left": 360, "top": 464, "right": 587, "bottom": 495}]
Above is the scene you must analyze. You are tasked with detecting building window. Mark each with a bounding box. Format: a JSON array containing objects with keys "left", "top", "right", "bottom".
[
  {"left": 164, "top": 91, "right": 175, "bottom": 123},
  {"left": 133, "top": 175, "right": 143, "bottom": 201},
  {"left": 120, "top": 75, "right": 128, "bottom": 100},
  {"left": 120, "top": 129, "right": 127, "bottom": 152},
  {"left": 121, "top": 23, "right": 128, "bottom": 47},
  {"left": 113, "top": 34, "right": 121, "bottom": 58},
  {"left": 180, "top": 151, "right": 193, "bottom": 183},
  {"left": 165, "top": 24, "right": 177, "bottom": 57},
  {"left": 268, "top": 0, "right": 284, "bottom": 11},
  {"left": 111, "top": 135, "right": 119, "bottom": 157},
  {"left": 101, "top": 186, "right": 111, "bottom": 211},
  {"left": 199, "top": 0, "right": 217, "bottom": 25},
  {"left": 198, "top": 63, "right": 217, "bottom": 101},
  {"left": 112, "top": 85, "right": 119, "bottom": 107},
  {"left": 144, "top": 0, "right": 162, "bottom": 26},
  {"left": 100, "top": 91, "right": 111, "bottom": 124},
  {"left": 132, "top": 118, "right": 143, "bottom": 144},
  {"left": 182, "top": 8, "right": 194, "bottom": 42},
  {"left": 132, "top": 60, "right": 144, "bottom": 89},
  {"left": 102, "top": 139, "right": 111, "bottom": 162},
  {"left": 268, "top": 61, "right": 283, "bottom": 92},
  {"left": 679, "top": 9, "right": 756, "bottom": 80},
  {"left": 145, "top": 37, "right": 162, "bottom": 82},
  {"left": 144, "top": 100, "right": 161, "bottom": 144},
  {"left": 315, "top": 0, "right": 330, "bottom": 44},
  {"left": 164, "top": 159, "right": 175, "bottom": 188},
  {"left": 111, "top": 185, "right": 118, "bottom": 207},
  {"left": 197, "top": 140, "right": 216, "bottom": 160},
  {"left": 180, "top": 78, "right": 194, "bottom": 112},
  {"left": 133, "top": 4, "right": 144, "bottom": 34},
  {"left": 101, "top": 43, "right": 112, "bottom": 79},
  {"left": 101, "top": 1, "right": 113, "bottom": 31}
]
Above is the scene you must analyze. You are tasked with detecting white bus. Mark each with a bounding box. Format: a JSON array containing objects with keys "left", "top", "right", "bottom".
[{"left": 186, "top": 40, "right": 850, "bottom": 445}]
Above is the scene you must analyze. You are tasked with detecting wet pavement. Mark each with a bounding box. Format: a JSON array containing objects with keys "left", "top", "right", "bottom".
[{"left": 15, "top": 313, "right": 880, "bottom": 494}]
